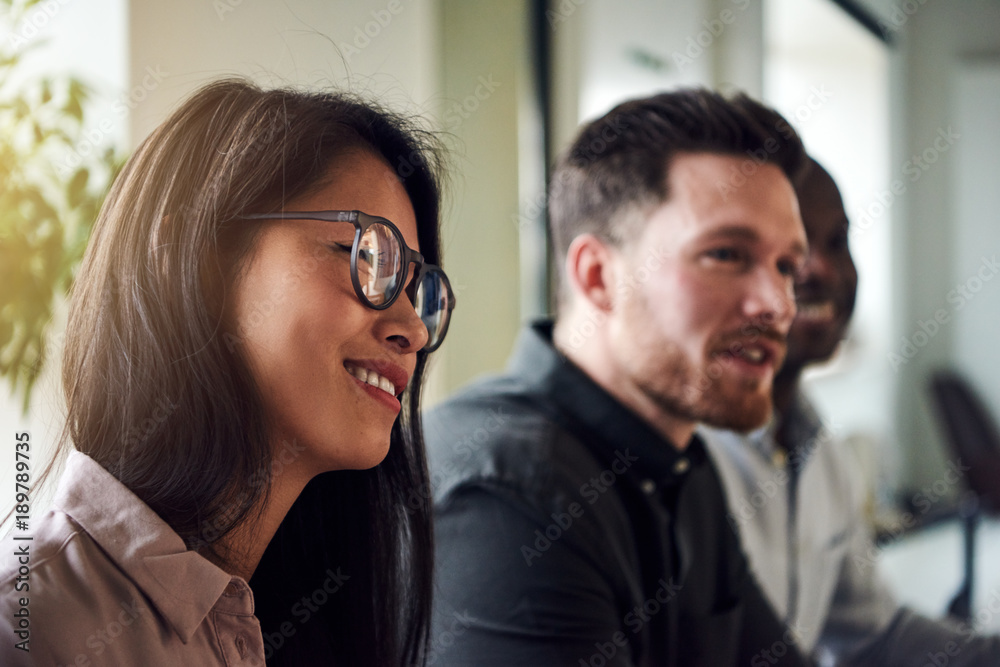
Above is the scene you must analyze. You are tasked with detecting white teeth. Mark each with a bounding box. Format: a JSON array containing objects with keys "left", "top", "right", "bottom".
[
  {"left": 345, "top": 363, "right": 396, "bottom": 397},
  {"left": 741, "top": 348, "right": 765, "bottom": 363},
  {"left": 346, "top": 364, "right": 368, "bottom": 383}
]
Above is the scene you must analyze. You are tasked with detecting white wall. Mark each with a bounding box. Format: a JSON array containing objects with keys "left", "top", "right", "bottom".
[
  {"left": 432, "top": 0, "right": 537, "bottom": 396},
  {"left": 950, "top": 63, "right": 1000, "bottom": 437},
  {"left": 561, "top": 0, "right": 762, "bottom": 136},
  {"left": 892, "top": 1, "right": 1000, "bottom": 493},
  {"left": 127, "top": 0, "right": 440, "bottom": 144}
]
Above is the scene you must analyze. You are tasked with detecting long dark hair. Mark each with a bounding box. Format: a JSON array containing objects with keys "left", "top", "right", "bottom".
[{"left": 60, "top": 78, "right": 442, "bottom": 665}]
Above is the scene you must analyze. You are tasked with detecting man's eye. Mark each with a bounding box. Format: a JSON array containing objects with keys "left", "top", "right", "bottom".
[
  {"left": 705, "top": 247, "right": 744, "bottom": 263},
  {"left": 777, "top": 259, "right": 799, "bottom": 277}
]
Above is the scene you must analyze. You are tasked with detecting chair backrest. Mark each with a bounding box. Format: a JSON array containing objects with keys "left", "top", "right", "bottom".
[{"left": 929, "top": 369, "right": 1000, "bottom": 514}]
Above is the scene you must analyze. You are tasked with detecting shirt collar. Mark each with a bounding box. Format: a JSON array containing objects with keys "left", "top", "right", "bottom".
[
  {"left": 782, "top": 390, "right": 823, "bottom": 454},
  {"left": 508, "top": 320, "right": 705, "bottom": 486},
  {"left": 55, "top": 451, "right": 237, "bottom": 643}
]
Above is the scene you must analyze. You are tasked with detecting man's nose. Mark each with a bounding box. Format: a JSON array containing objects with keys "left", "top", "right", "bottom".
[{"left": 742, "top": 268, "right": 795, "bottom": 333}]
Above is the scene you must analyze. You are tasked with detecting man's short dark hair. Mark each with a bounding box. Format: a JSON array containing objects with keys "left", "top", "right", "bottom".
[{"left": 548, "top": 88, "right": 806, "bottom": 304}]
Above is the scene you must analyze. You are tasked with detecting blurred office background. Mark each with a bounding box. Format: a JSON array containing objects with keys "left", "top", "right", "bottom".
[{"left": 2, "top": 0, "right": 999, "bottom": 622}]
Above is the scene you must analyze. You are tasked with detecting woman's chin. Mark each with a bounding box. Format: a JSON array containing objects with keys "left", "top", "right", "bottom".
[{"left": 315, "top": 438, "right": 394, "bottom": 474}]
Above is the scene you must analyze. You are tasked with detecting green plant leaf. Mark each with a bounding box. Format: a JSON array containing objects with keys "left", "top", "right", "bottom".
[{"left": 0, "top": 4, "right": 123, "bottom": 410}]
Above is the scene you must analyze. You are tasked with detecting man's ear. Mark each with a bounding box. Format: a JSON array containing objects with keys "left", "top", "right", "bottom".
[{"left": 564, "top": 233, "right": 619, "bottom": 312}]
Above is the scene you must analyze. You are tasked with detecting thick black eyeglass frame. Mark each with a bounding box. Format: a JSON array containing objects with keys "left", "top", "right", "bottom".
[{"left": 243, "top": 210, "right": 455, "bottom": 352}]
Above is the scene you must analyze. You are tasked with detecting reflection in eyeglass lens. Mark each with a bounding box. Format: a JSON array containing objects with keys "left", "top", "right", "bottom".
[
  {"left": 358, "top": 224, "right": 403, "bottom": 306},
  {"left": 415, "top": 271, "right": 450, "bottom": 346}
]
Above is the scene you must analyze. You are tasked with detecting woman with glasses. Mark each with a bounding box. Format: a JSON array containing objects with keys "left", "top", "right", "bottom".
[{"left": 0, "top": 79, "right": 454, "bottom": 666}]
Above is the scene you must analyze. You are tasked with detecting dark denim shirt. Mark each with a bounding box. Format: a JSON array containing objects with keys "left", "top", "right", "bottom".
[{"left": 424, "top": 321, "right": 812, "bottom": 666}]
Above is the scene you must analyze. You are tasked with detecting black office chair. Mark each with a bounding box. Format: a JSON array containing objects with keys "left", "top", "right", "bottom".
[{"left": 928, "top": 369, "right": 1000, "bottom": 621}]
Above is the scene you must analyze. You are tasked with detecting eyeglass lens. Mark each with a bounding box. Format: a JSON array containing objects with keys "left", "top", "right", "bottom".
[
  {"left": 413, "top": 269, "right": 451, "bottom": 347},
  {"left": 358, "top": 222, "right": 450, "bottom": 349},
  {"left": 358, "top": 223, "right": 402, "bottom": 306}
]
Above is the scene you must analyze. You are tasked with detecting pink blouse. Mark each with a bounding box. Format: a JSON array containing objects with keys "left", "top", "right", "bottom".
[{"left": 1, "top": 451, "right": 266, "bottom": 665}]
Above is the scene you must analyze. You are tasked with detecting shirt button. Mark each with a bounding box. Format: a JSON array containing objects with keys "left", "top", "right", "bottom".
[
  {"left": 673, "top": 458, "right": 690, "bottom": 474},
  {"left": 772, "top": 449, "right": 787, "bottom": 468},
  {"left": 640, "top": 479, "right": 656, "bottom": 494}
]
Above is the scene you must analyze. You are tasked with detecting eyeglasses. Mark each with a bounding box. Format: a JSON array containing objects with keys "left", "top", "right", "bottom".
[{"left": 243, "top": 210, "right": 455, "bottom": 352}]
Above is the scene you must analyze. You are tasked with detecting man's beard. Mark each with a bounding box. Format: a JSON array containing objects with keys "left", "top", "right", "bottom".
[
  {"left": 648, "top": 363, "right": 774, "bottom": 433},
  {"left": 685, "top": 374, "right": 774, "bottom": 432},
  {"left": 635, "top": 335, "right": 781, "bottom": 434}
]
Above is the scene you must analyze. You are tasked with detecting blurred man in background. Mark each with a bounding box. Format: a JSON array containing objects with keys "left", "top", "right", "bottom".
[
  {"left": 701, "top": 157, "right": 1000, "bottom": 666},
  {"left": 424, "top": 89, "right": 814, "bottom": 666}
]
